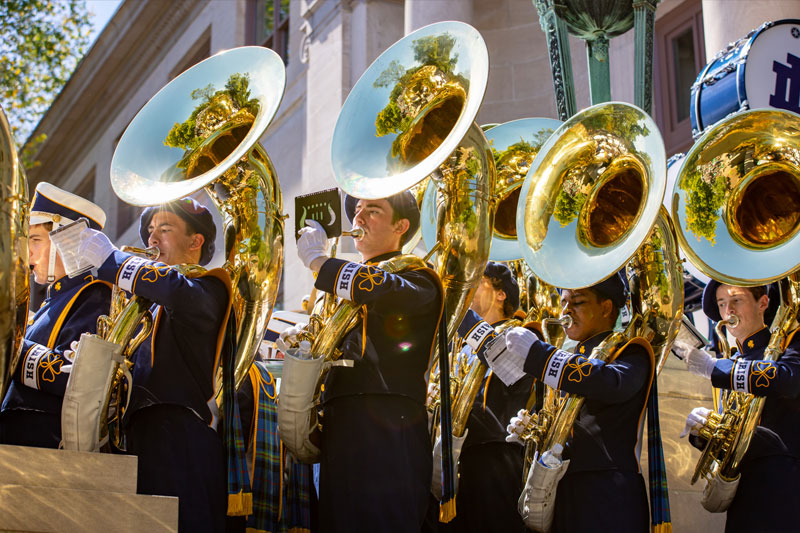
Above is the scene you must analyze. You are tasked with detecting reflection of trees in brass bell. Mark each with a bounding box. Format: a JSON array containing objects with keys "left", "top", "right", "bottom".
[
  {"left": 681, "top": 155, "right": 732, "bottom": 244},
  {"left": 551, "top": 108, "right": 650, "bottom": 242},
  {"left": 373, "top": 34, "right": 469, "bottom": 164},
  {"left": 491, "top": 130, "right": 553, "bottom": 239},
  {"left": 164, "top": 73, "right": 260, "bottom": 179}
]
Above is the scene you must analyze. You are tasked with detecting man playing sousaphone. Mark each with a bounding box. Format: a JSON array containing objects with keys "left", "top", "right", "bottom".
[
  {"left": 677, "top": 280, "right": 800, "bottom": 531},
  {"left": 74, "top": 198, "right": 230, "bottom": 532},
  {"left": 288, "top": 191, "right": 443, "bottom": 531},
  {"left": 504, "top": 273, "right": 652, "bottom": 531}
]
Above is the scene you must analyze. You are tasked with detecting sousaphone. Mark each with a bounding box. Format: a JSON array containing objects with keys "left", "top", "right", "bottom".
[
  {"left": 671, "top": 108, "right": 800, "bottom": 511},
  {"left": 0, "top": 106, "right": 29, "bottom": 403},
  {"left": 110, "top": 47, "right": 286, "bottom": 393},
  {"left": 514, "top": 102, "right": 683, "bottom": 531},
  {"left": 331, "top": 20, "right": 495, "bottom": 338}
]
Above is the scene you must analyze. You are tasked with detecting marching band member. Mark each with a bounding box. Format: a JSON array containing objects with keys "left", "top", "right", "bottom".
[
  {"left": 76, "top": 197, "right": 229, "bottom": 532},
  {"left": 447, "top": 261, "right": 531, "bottom": 532},
  {"left": 0, "top": 183, "right": 110, "bottom": 448},
  {"left": 504, "top": 274, "right": 653, "bottom": 532},
  {"left": 677, "top": 281, "right": 800, "bottom": 531},
  {"left": 293, "top": 191, "right": 443, "bottom": 532}
]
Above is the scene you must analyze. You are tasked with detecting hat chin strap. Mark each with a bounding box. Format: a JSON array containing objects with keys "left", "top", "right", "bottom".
[
  {"left": 47, "top": 239, "right": 57, "bottom": 284},
  {"left": 47, "top": 219, "right": 64, "bottom": 284}
]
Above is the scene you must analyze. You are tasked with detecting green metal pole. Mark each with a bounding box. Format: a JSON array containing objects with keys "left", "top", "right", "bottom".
[
  {"left": 633, "top": 0, "right": 661, "bottom": 114},
  {"left": 533, "top": 0, "right": 577, "bottom": 120},
  {"left": 586, "top": 36, "right": 611, "bottom": 104}
]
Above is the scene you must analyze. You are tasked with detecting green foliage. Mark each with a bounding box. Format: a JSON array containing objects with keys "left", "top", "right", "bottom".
[
  {"left": 375, "top": 102, "right": 406, "bottom": 137},
  {"left": 681, "top": 165, "right": 729, "bottom": 244},
  {"left": 553, "top": 186, "right": 587, "bottom": 227},
  {"left": 0, "top": 0, "right": 91, "bottom": 158},
  {"left": 412, "top": 34, "right": 458, "bottom": 74},
  {"left": 373, "top": 33, "right": 461, "bottom": 138},
  {"left": 493, "top": 139, "right": 535, "bottom": 164},
  {"left": 164, "top": 73, "right": 258, "bottom": 151}
]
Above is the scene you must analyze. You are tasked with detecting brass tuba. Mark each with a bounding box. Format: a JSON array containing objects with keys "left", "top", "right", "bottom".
[
  {"left": 332, "top": 21, "right": 495, "bottom": 340},
  {"left": 514, "top": 101, "right": 683, "bottom": 478},
  {"left": 445, "top": 117, "right": 561, "bottom": 440},
  {"left": 280, "top": 21, "right": 495, "bottom": 465},
  {"left": 0, "top": 106, "right": 30, "bottom": 403},
  {"left": 670, "top": 108, "right": 800, "bottom": 510},
  {"left": 110, "top": 46, "right": 287, "bottom": 395}
]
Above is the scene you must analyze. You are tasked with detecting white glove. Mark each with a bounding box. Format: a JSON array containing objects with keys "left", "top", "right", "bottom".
[
  {"left": 426, "top": 379, "right": 440, "bottom": 407},
  {"left": 674, "top": 341, "right": 717, "bottom": 379},
  {"left": 680, "top": 406, "right": 711, "bottom": 438},
  {"left": 76, "top": 228, "right": 117, "bottom": 269},
  {"left": 506, "top": 327, "right": 538, "bottom": 358},
  {"left": 297, "top": 220, "right": 329, "bottom": 269},
  {"left": 275, "top": 324, "right": 307, "bottom": 354},
  {"left": 506, "top": 408, "right": 531, "bottom": 444},
  {"left": 64, "top": 340, "right": 80, "bottom": 363}
]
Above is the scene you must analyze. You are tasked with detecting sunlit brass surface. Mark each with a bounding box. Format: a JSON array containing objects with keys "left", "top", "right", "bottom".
[
  {"left": 0, "top": 107, "right": 29, "bottom": 402},
  {"left": 692, "top": 275, "right": 799, "bottom": 485},
  {"left": 280, "top": 254, "right": 429, "bottom": 461},
  {"left": 483, "top": 118, "right": 560, "bottom": 262},
  {"left": 518, "top": 314, "right": 571, "bottom": 482},
  {"left": 626, "top": 208, "right": 685, "bottom": 374},
  {"left": 332, "top": 21, "right": 495, "bottom": 345},
  {"left": 450, "top": 356, "right": 486, "bottom": 438},
  {"left": 110, "top": 47, "right": 287, "bottom": 390},
  {"left": 671, "top": 109, "right": 800, "bottom": 286},
  {"left": 516, "top": 102, "right": 666, "bottom": 289},
  {"left": 514, "top": 105, "right": 682, "bottom": 474}
]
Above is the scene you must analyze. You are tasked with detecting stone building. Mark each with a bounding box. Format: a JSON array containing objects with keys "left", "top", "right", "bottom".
[{"left": 20, "top": 1, "right": 800, "bottom": 530}]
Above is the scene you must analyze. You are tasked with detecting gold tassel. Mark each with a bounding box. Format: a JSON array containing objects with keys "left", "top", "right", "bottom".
[
  {"left": 439, "top": 498, "right": 456, "bottom": 523},
  {"left": 227, "top": 490, "right": 254, "bottom": 516},
  {"left": 652, "top": 522, "right": 673, "bottom": 533}
]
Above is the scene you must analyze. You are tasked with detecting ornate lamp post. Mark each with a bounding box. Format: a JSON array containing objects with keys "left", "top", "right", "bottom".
[{"left": 533, "top": 0, "right": 660, "bottom": 117}]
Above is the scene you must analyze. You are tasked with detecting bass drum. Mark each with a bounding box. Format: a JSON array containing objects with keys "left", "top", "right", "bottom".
[{"left": 690, "top": 18, "right": 800, "bottom": 136}]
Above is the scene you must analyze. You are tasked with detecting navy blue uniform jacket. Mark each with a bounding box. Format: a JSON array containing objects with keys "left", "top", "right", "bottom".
[
  {"left": 523, "top": 330, "right": 654, "bottom": 532},
  {"left": 314, "top": 251, "right": 443, "bottom": 533},
  {"left": 96, "top": 251, "right": 232, "bottom": 425},
  {"left": 449, "top": 309, "right": 532, "bottom": 532},
  {"left": 96, "top": 251, "right": 232, "bottom": 533},
  {"left": 0, "top": 274, "right": 111, "bottom": 447},
  {"left": 700, "top": 326, "right": 800, "bottom": 532}
]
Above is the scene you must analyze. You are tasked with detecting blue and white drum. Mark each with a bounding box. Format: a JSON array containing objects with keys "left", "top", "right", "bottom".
[{"left": 690, "top": 18, "right": 800, "bottom": 136}]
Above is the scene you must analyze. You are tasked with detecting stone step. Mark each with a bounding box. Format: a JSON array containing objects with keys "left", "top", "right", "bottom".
[
  {"left": 0, "top": 444, "right": 137, "bottom": 493},
  {"left": 0, "top": 484, "right": 178, "bottom": 533}
]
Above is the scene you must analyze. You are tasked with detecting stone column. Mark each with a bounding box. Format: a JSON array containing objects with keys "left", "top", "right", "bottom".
[
  {"left": 404, "top": 0, "right": 473, "bottom": 35},
  {"left": 701, "top": 0, "right": 800, "bottom": 56}
]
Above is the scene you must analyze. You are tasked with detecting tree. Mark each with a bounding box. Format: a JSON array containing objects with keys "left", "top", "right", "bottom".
[{"left": 0, "top": 0, "right": 91, "bottom": 167}]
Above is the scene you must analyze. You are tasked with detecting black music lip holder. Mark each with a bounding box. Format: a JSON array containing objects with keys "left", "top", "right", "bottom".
[
  {"left": 672, "top": 315, "right": 709, "bottom": 360},
  {"left": 294, "top": 187, "right": 342, "bottom": 240}
]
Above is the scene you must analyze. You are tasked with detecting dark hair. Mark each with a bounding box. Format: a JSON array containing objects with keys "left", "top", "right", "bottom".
[
  {"left": 585, "top": 286, "right": 621, "bottom": 323},
  {"left": 745, "top": 285, "right": 768, "bottom": 302},
  {"left": 32, "top": 221, "right": 54, "bottom": 231},
  {"left": 487, "top": 276, "right": 517, "bottom": 318},
  {"left": 139, "top": 198, "right": 216, "bottom": 265}
]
